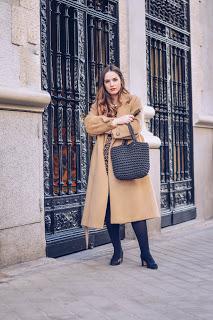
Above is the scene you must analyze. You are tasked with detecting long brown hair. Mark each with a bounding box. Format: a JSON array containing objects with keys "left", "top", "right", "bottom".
[{"left": 96, "top": 65, "right": 129, "bottom": 117}]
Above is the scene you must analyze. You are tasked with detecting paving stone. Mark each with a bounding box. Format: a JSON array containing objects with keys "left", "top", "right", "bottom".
[{"left": 0, "top": 221, "right": 213, "bottom": 320}]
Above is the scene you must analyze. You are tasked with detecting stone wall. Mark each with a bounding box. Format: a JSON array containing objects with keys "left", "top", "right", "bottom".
[
  {"left": 0, "top": 0, "right": 50, "bottom": 267},
  {"left": 119, "top": 0, "right": 129, "bottom": 87},
  {"left": 190, "top": 0, "right": 213, "bottom": 221},
  {"left": 1, "top": 0, "right": 212, "bottom": 267},
  {"left": 0, "top": 0, "right": 40, "bottom": 89}
]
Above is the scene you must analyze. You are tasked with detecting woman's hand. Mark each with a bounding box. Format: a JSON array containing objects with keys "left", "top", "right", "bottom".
[{"left": 112, "top": 114, "right": 134, "bottom": 126}]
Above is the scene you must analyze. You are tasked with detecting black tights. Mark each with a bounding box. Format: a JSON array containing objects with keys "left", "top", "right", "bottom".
[{"left": 105, "top": 198, "right": 151, "bottom": 259}]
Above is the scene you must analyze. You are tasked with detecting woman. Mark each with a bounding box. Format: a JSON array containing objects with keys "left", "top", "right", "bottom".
[{"left": 81, "top": 65, "right": 160, "bottom": 269}]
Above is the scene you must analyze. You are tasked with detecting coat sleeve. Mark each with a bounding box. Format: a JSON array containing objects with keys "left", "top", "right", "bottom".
[
  {"left": 84, "top": 103, "right": 117, "bottom": 135},
  {"left": 111, "top": 95, "right": 143, "bottom": 139}
]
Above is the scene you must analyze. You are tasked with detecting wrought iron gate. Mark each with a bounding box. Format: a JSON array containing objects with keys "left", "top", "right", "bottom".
[
  {"left": 41, "top": 0, "right": 120, "bottom": 257},
  {"left": 146, "top": 0, "right": 196, "bottom": 227}
]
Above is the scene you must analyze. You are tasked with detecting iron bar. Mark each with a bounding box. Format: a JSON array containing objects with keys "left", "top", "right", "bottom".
[
  {"left": 64, "top": 5, "right": 73, "bottom": 195},
  {"left": 88, "top": 16, "right": 96, "bottom": 102},
  {"left": 73, "top": 9, "right": 81, "bottom": 192},
  {"left": 55, "top": 2, "right": 64, "bottom": 195},
  {"left": 97, "top": 19, "right": 103, "bottom": 83}
]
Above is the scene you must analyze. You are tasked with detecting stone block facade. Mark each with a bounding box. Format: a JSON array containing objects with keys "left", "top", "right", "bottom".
[
  {"left": 0, "top": 0, "right": 212, "bottom": 267},
  {"left": 0, "top": 0, "right": 40, "bottom": 89},
  {"left": 0, "top": 1, "right": 50, "bottom": 267}
]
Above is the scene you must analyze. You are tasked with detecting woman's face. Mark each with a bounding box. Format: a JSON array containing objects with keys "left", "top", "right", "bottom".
[{"left": 104, "top": 71, "right": 122, "bottom": 97}]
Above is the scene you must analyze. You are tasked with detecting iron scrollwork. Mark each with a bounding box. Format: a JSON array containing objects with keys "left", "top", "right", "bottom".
[
  {"left": 41, "top": 0, "right": 119, "bottom": 239},
  {"left": 146, "top": 0, "right": 196, "bottom": 225}
]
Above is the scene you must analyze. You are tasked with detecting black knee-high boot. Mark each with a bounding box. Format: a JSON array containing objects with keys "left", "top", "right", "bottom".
[
  {"left": 105, "top": 198, "right": 123, "bottom": 265},
  {"left": 131, "top": 220, "right": 158, "bottom": 269}
]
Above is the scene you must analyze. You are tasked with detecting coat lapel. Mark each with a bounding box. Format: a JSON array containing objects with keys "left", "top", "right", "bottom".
[{"left": 117, "top": 93, "right": 131, "bottom": 116}]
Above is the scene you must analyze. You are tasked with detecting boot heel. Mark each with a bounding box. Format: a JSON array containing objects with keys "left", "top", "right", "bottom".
[
  {"left": 141, "top": 255, "right": 158, "bottom": 270},
  {"left": 110, "top": 250, "right": 123, "bottom": 266}
]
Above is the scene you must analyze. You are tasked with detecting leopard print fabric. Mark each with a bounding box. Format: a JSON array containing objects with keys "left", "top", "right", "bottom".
[
  {"left": 103, "top": 109, "right": 117, "bottom": 175},
  {"left": 104, "top": 134, "right": 112, "bottom": 175}
]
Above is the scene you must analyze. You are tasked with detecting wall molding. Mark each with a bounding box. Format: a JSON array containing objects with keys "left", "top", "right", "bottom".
[
  {"left": 0, "top": 86, "right": 50, "bottom": 113},
  {"left": 142, "top": 105, "right": 161, "bottom": 149},
  {"left": 194, "top": 113, "right": 213, "bottom": 129}
]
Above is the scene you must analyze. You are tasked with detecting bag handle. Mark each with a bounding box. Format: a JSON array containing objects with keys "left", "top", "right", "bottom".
[
  {"left": 122, "top": 123, "right": 136, "bottom": 145},
  {"left": 127, "top": 123, "right": 136, "bottom": 141}
]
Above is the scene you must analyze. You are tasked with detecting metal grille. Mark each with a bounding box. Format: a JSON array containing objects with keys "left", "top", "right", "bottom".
[
  {"left": 41, "top": 0, "right": 119, "bottom": 256},
  {"left": 146, "top": 0, "right": 196, "bottom": 226}
]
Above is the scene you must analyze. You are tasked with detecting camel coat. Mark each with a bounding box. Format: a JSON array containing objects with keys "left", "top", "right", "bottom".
[{"left": 81, "top": 93, "right": 160, "bottom": 229}]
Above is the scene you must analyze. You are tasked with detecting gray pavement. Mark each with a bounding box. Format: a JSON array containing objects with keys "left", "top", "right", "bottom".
[{"left": 0, "top": 219, "right": 213, "bottom": 320}]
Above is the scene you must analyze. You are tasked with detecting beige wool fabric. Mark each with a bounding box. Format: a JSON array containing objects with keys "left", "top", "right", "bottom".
[{"left": 81, "top": 93, "right": 160, "bottom": 229}]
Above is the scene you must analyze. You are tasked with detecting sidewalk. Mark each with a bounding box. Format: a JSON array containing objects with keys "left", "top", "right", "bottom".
[{"left": 0, "top": 220, "right": 213, "bottom": 320}]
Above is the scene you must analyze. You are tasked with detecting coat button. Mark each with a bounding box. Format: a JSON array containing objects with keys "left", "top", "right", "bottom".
[{"left": 116, "top": 131, "right": 120, "bottom": 136}]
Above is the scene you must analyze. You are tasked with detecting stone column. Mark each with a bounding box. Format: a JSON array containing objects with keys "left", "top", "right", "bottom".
[
  {"left": 0, "top": 1, "right": 50, "bottom": 267},
  {"left": 119, "top": 0, "right": 129, "bottom": 86},
  {"left": 190, "top": 0, "right": 213, "bottom": 221},
  {"left": 0, "top": 88, "right": 50, "bottom": 267},
  {"left": 120, "top": 0, "right": 161, "bottom": 237}
]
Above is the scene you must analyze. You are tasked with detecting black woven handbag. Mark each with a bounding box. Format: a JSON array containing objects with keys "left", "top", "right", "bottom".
[{"left": 111, "top": 123, "right": 150, "bottom": 180}]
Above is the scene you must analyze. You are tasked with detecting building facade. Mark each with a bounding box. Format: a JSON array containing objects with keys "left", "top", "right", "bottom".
[{"left": 0, "top": 0, "right": 212, "bottom": 267}]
